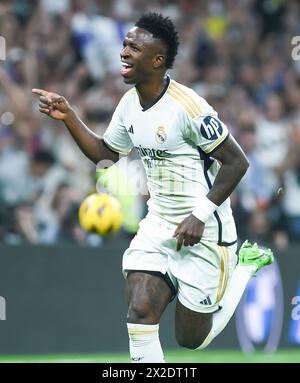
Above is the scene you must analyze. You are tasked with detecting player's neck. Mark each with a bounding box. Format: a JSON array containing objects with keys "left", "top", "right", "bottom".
[{"left": 135, "top": 75, "right": 168, "bottom": 109}]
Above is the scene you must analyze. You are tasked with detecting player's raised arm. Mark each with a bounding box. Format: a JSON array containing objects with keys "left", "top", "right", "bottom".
[{"left": 32, "top": 88, "right": 119, "bottom": 164}]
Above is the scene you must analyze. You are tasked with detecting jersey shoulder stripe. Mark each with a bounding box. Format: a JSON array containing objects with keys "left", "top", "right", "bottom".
[
  {"left": 167, "top": 87, "right": 196, "bottom": 118},
  {"left": 171, "top": 81, "right": 202, "bottom": 115},
  {"left": 167, "top": 80, "right": 204, "bottom": 119}
]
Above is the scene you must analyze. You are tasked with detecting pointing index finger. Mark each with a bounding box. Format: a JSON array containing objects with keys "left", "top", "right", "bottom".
[
  {"left": 173, "top": 223, "right": 182, "bottom": 238},
  {"left": 32, "top": 88, "right": 48, "bottom": 97},
  {"left": 176, "top": 233, "right": 184, "bottom": 251}
]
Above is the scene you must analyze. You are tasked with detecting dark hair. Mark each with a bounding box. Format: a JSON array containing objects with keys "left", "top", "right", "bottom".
[{"left": 135, "top": 13, "right": 179, "bottom": 69}]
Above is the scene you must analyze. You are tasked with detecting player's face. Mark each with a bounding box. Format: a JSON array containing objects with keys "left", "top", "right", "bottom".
[{"left": 120, "top": 27, "right": 165, "bottom": 85}]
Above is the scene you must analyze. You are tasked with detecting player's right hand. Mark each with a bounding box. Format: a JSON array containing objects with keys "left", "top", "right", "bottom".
[
  {"left": 173, "top": 214, "right": 205, "bottom": 251},
  {"left": 32, "top": 88, "right": 72, "bottom": 121}
]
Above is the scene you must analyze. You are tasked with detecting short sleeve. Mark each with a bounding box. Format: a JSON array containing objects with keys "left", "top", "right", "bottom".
[
  {"left": 187, "top": 114, "right": 229, "bottom": 154},
  {"left": 103, "top": 99, "right": 134, "bottom": 155}
]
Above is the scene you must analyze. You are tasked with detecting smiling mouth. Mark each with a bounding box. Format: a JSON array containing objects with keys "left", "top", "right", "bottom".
[{"left": 121, "top": 62, "right": 134, "bottom": 76}]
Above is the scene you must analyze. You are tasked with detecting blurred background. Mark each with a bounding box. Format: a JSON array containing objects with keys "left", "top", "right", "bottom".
[{"left": 0, "top": 0, "right": 299, "bottom": 361}]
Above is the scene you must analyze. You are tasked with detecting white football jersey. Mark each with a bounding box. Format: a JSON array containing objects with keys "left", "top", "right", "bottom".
[{"left": 103, "top": 76, "right": 237, "bottom": 245}]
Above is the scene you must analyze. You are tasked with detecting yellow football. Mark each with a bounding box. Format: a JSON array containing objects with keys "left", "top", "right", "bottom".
[{"left": 78, "top": 193, "right": 123, "bottom": 236}]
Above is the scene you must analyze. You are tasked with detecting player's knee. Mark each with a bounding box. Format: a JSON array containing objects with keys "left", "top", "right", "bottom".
[{"left": 127, "top": 301, "right": 158, "bottom": 324}]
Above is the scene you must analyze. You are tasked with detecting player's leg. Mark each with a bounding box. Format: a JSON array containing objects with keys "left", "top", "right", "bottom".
[
  {"left": 174, "top": 240, "right": 274, "bottom": 350},
  {"left": 196, "top": 241, "right": 274, "bottom": 350},
  {"left": 126, "top": 271, "right": 172, "bottom": 324},
  {"left": 126, "top": 271, "right": 173, "bottom": 363},
  {"left": 172, "top": 240, "right": 231, "bottom": 349},
  {"left": 175, "top": 300, "right": 213, "bottom": 349},
  {"left": 122, "top": 214, "right": 177, "bottom": 362}
]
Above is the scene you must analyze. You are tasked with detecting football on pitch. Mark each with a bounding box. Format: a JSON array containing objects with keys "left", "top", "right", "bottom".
[{"left": 78, "top": 193, "right": 123, "bottom": 236}]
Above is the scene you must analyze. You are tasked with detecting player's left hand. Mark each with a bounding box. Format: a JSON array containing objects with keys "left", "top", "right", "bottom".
[{"left": 173, "top": 214, "right": 204, "bottom": 251}]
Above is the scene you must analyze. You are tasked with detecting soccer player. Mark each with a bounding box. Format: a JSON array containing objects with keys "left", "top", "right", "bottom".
[{"left": 32, "top": 13, "right": 274, "bottom": 363}]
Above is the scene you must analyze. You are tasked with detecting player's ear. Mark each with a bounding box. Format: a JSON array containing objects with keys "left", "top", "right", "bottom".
[{"left": 153, "top": 54, "right": 166, "bottom": 69}]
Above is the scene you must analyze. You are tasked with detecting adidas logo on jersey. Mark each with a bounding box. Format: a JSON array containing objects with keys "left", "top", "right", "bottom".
[
  {"left": 200, "top": 296, "right": 212, "bottom": 305},
  {"left": 128, "top": 125, "right": 134, "bottom": 134}
]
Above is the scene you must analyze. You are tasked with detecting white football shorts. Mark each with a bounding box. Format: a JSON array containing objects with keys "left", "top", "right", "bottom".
[{"left": 123, "top": 213, "right": 237, "bottom": 313}]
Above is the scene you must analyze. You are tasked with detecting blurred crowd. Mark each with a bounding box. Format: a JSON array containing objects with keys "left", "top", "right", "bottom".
[{"left": 0, "top": 0, "right": 300, "bottom": 249}]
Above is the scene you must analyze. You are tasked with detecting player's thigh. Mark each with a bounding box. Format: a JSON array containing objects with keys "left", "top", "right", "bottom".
[
  {"left": 122, "top": 215, "right": 175, "bottom": 278},
  {"left": 126, "top": 271, "right": 172, "bottom": 324},
  {"left": 172, "top": 241, "right": 237, "bottom": 314},
  {"left": 171, "top": 242, "right": 237, "bottom": 348},
  {"left": 175, "top": 299, "right": 213, "bottom": 349}
]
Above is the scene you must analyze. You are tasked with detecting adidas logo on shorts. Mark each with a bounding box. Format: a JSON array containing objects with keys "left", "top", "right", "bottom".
[{"left": 200, "top": 296, "right": 212, "bottom": 305}]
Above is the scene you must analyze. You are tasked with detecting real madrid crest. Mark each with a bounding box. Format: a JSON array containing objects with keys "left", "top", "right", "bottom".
[{"left": 155, "top": 126, "right": 167, "bottom": 144}]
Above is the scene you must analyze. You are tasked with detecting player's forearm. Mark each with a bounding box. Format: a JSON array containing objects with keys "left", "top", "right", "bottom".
[
  {"left": 64, "top": 110, "right": 118, "bottom": 164},
  {"left": 205, "top": 134, "right": 249, "bottom": 206},
  {"left": 207, "top": 159, "right": 248, "bottom": 206}
]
